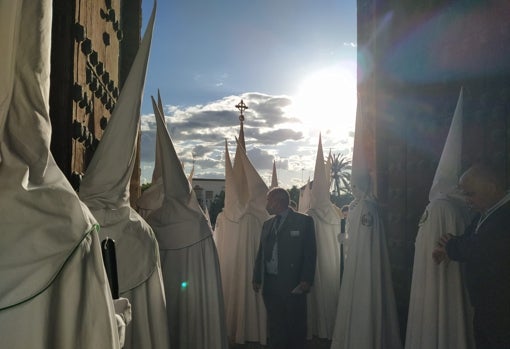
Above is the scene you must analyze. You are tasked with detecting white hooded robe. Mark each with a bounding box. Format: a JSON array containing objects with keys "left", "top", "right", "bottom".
[
  {"left": 147, "top": 97, "right": 228, "bottom": 349},
  {"left": 78, "top": 4, "right": 171, "bottom": 348},
  {"left": 306, "top": 135, "right": 341, "bottom": 339},
  {"left": 214, "top": 138, "right": 268, "bottom": 345},
  {"left": 0, "top": 1, "right": 119, "bottom": 347},
  {"left": 405, "top": 89, "right": 475, "bottom": 349},
  {"left": 331, "top": 101, "right": 402, "bottom": 349}
]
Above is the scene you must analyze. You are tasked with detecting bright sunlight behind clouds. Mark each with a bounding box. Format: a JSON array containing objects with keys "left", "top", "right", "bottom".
[
  {"left": 140, "top": 74, "right": 357, "bottom": 189},
  {"left": 290, "top": 65, "right": 357, "bottom": 139},
  {"left": 139, "top": 0, "right": 357, "bottom": 189}
]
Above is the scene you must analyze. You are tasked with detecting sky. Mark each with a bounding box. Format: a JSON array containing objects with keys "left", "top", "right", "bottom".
[{"left": 139, "top": 0, "right": 357, "bottom": 189}]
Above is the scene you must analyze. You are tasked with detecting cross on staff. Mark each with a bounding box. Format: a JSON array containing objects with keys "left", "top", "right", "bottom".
[{"left": 235, "top": 99, "right": 248, "bottom": 122}]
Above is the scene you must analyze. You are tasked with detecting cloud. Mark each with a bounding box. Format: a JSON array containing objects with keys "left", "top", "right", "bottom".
[
  {"left": 192, "top": 145, "right": 211, "bottom": 157},
  {"left": 343, "top": 42, "right": 357, "bottom": 48},
  {"left": 139, "top": 92, "right": 354, "bottom": 188},
  {"left": 246, "top": 147, "right": 276, "bottom": 170},
  {"left": 140, "top": 130, "right": 157, "bottom": 162},
  {"left": 194, "top": 158, "right": 223, "bottom": 171},
  {"left": 245, "top": 128, "right": 303, "bottom": 145}
]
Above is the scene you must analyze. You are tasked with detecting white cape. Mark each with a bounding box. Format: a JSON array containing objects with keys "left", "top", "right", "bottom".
[
  {"left": 405, "top": 89, "right": 474, "bottom": 349},
  {"left": 147, "top": 97, "right": 228, "bottom": 349},
  {"left": 214, "top": 139, "right": 268, "bottom": 344},
  {"left": 78, "top": 4, "right": 170, "bottom": 348},
  {"left": 405, "top": 198, "right": 474, "bottom": 349},
  {"left": 136, "top": 91, "right": 165, "bottom": 219},
  {"left": 0, "top": 1, "right": 119, "bottom": 347},
  {"left": 306, "top": 135, "right": 341, "bottom": 339},
  {"left": 331, "top": 198, "right": 402, "bottom": 349}
]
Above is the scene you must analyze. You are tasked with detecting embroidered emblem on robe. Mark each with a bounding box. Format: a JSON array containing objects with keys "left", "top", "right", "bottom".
[{"left": 361, "top": 212, "right": 373, "bottom": 227}]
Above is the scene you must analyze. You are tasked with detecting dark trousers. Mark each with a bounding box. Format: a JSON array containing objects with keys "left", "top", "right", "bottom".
[
  {"left": 263, "top": 274, "right": 307, "bottom": 349},
  {"left": 473, "top": 309, "right": 510, "bottom": 349}
]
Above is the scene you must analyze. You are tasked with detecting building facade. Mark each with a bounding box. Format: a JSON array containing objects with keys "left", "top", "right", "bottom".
[
  {"left": 358, "top": 0, "right": 510, "bottom": 339},
  {"left": 192, "top": 178, "right": 226, "bottom": 210}
]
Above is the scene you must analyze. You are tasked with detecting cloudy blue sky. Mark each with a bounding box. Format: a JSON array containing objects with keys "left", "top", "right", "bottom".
[{"left": 139, "top": 0, "right": 357, "bottom": 188}]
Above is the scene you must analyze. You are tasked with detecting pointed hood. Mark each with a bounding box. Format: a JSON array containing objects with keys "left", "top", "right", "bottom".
[
  {"left": 0, "top": 0, "right": 97, "bottom": 309},
  {"left": 1, "top": 1, "right": 53, "bottom": 183},
  {"left": 223, "top": 139, "right": 239, "bottom": 215},
  {"left": 270, "top": 160, "right": 278, "bottom": 188},
  {"left": 298, "top": 178, "right": 312, "bottom": 213},
  {"left": 136, "top": 91, "right": 165, "bottom": 218},
  {"left": 79, "top": 2, "right": 156, "bottom": 209},
  {"left": 326, "top": 149, "right": 333, "bottom": 186},
  {"left": 232, "top": 104, "right": 248, "bottom": 206},
  {"left": 310, "top": 134, "right": 331, "bottom": 208},
  {"left": 350, "top": 99, "right": 372, "bottom": 199},
  {"left": 78, "top": 1, "right": 159, "bottom": 292},
  {"left": 148, "top": 96, "right": 212, "bottom": 249},
  {"left": 151, "top": 89, "right": 164, "bottom": 183},
  {"left": 429, "top": 88, "right": 464, "bottom": 201},
  {"left": 152, "top": 97, "right": 192, "bottom": 200},
  {"left": 233, "top": 137, "right": 249, "bottom": 208},
  {"left": 0, "top": 2, "right": 20, "bottom": 141},
  {"left": 235, "top": 138, "right": 269, "bottom": 216},
  {"left": 188, "top": 162, "right": 195, "bottom": 185},
  {"left": 238, "top": 121, "right": 246, "bottom": 151}
]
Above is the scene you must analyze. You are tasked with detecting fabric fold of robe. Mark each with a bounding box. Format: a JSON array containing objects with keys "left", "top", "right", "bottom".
[
  {"left": 147, "top": 96, "right": 228, "bottom": 349},
  {"left": 405, "top": 88, "right": 474, "bottom": 349},
  {"left": 405, "top": 198, "right": 474, "bottom": 349},
  {"left": 78, "top": 3, "right": 170, "bottom": 348},
  {"left": 331, "top": 198, "right": 402, "bottom": 349},
  {"left": 0, "top": 1, "right": 119, "bottom": 347},
  {"left": 214, "top": 138, "right": 268, "bottom": 345},
  {"left": 306, "top": 135, "right": 341, "bottom": 339}
]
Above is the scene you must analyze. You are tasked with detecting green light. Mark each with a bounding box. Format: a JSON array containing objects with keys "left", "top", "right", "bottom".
[{"left": 181, "top": 281, "right": 188, "bottom": 289}]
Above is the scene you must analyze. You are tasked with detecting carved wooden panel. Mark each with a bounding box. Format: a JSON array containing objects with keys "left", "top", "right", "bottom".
[
  {"left": 50, "top": 0, "right": 141, "bottom": 202},
  {"left": 71, "top": 0, "right": 123, "bottom": 185}
]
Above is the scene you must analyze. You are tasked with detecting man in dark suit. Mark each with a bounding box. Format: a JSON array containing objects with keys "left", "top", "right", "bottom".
[
  {"left": 433, "top": 164, "right": 510, "bottom": 348},
  {"left": 253, "top": 187, "right": 317, "bottom": 349}
]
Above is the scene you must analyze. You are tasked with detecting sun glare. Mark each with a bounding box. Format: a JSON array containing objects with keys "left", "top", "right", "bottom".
[{"left": 291, "top": 66, "right": 357, "bottom": 135}]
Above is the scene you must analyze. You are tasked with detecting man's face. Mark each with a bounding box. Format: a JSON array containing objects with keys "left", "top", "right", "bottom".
[
  {"left": 266, "top": 192, "right": 279, "bottom": 215},
  {"left": 459, "top": 174, "right": 490, "bottom": 213}
]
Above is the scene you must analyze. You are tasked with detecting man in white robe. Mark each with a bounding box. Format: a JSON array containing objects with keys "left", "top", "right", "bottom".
[
  {"left": 331, "top": 103, "right": 402, "bottom": 349},
  {"left": 137, "top": 91, "right": 165, "bottom": 220},
  {"left": 147, "top": 97, "right": 228, "bottom": 349},
  {"left": 214, "top": 136, "right": 268, "bottom": 345},
  {"left": 306, "top": 135, "right": 341, "bottom": 339},
  {"left": 405, "top": 89, "right": 475, "bottom": 349},
  {"left": 78, "top": 4, "right": 171, "bottom": 348},
  {"left": 0, "top": 1, "right": 119, "bottom": 347}
]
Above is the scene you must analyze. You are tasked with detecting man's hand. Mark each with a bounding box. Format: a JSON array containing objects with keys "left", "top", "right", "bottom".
[
  {"left": 432, "top": 233, "right": 453, "bottom": 265},
  {"left": 439, "top": 233, "right": 454, "bottom": 247},
  {"left": 253, "top": 282, "right": 261, "bottom": 293},
  {"left": 432, "top": 246, "right": 449, "bottom": 265},
  {"left": 299, "top": 281, "right": 311, "bottom": 293}
]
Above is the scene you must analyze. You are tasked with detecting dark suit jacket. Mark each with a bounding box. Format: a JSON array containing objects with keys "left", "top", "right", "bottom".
[
  {"left": 253, "top": 209, "right": 316, "bottom": 295},
  {"left": 446, "top": 200, "right": 510, "bottom": 311}
]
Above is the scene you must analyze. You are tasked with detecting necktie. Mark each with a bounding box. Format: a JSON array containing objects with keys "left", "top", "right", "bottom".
[
  {"left": 265, "top": 215, "right": 281, "bottom": 262},
  {"left": 273, "top": 215, "right": 281, "bottom": 233}
]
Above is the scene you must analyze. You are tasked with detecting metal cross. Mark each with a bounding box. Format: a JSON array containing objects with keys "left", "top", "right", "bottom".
[{"left": 235, "top": 99, "right": 248, "bottom": 122}]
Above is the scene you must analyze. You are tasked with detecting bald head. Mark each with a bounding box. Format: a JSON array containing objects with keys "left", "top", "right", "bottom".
[
  {"left": 459, "top": 164, "right": 507, "bottom": 213},
  {"left": 266, "top": 187, "right": 290, "bottom": 215}
]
